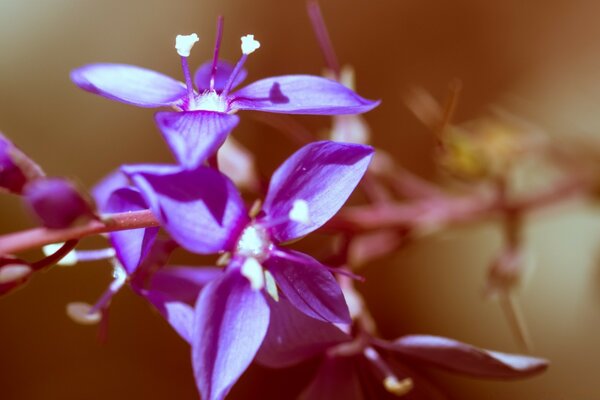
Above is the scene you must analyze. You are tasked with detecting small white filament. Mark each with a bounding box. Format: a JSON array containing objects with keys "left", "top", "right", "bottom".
[
  {"left": 289, "top": 199, "right": 311, "bottom": 225},
  {"left": 66, "top": 302, "right": 102, "bottom": 325},
  {"left": 241, "top": 34, "right": 260, "bottom": 55},
  {"left": 42, "top": 243, "right": 77, "bottom": 266},
  {"left": 0, "top": 264, "right": 31, "bottom": 284},
  {"left": 264, "top": 270, "right": 279, "bottom": 302},
  {"left": 175, "top": 33, "right": 199, "bottom": 57},
  {"left": 241, "top": 258, "right": 264, "bottom": 290}
]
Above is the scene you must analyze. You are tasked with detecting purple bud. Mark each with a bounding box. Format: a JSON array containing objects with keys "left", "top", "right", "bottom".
[
  {"left": 0, "top": 132, "right": 44, "bottom": 194},
  {"left": 23, "top": 178, "right": 95, "bottom": 229},
  {"left": 0, "top": 256, "right": 32, "bottom": 296}
]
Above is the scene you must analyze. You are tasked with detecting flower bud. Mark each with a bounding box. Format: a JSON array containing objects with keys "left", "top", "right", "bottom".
[
  {"left": 0, "top": 256, "right": 32, "bottom": 296},
  {"left": 0, "top": 132, "right": 44, "bottom": 194}
]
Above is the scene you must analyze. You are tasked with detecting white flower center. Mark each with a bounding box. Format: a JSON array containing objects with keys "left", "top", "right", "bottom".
[
  {"left": 235, "top": 224, "right": 272, "bottom": 262},
  {"left": 190, "top": 90, "right": 228, "bottom": 113}
]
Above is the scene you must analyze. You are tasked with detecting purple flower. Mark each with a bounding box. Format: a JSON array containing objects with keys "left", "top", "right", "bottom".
[
  {"left": 122, "top": 140, "right": 374, "bottom": 400},
  {"left": 71, "top": 20, "right": 379, "bottom": 168}
]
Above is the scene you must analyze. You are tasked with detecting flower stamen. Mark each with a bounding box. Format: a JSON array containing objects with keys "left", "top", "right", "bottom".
[
  {"left": 209, "top": 16, "right": 225, "bottom": 91},
  {"left": 241, "top": 257, "right": 264, "bottom": 290},
  {"left": 221, "top": 34, "right": 260, "bottom": 98},
  {"left": 175, "top": 33, "right": 199, "bottom": 107}
]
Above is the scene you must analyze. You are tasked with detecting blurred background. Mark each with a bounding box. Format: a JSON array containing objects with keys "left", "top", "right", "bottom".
[{"left": 1, "top": 0, "right": 600, "bottom": 398}]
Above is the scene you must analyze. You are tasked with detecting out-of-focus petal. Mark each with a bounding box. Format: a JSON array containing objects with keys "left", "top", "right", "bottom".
[
  {"left": 256, "top": 296, "right": 350, "bottom": 368},
  {"left": 122, "top": 164, "right": 248, "bottom": 254},
  {"left": 194, "top": 60, "right": 247, "bottom": 92},
  {"left": 143, "top": 290, "right": 196, "bottom": 343},
  {"left": 265, "top": 249, "right": 350, "bottom": 324},
  {"left": 231, "top": 75, "right": 380, "bottom": 115},
  {"left": 192, "top": 268, "right": 269, "bottom": 400},
  {"left": 71, "top": 63, "right": 187, "bottom": 107},
  {"left": 0, "top": 132, "right": 44, "bottom": 194},
  {"left": 262, "top": 141, "right": 373, "bottom": 242},
  {"left": 23, "top": 178, "right": 94, "bottom": 229},
  {"left": 299, "top": 356, "right": 365, "bottom": 400},
  {"left": 105, "top": 187, "right": 158, "bottom": 275},
  {"left": 0, "top": 256, "right": 32, "bottom": 297},
  {"left": 91, "top": 170, "right": 129, "bottom": 210},
  {"left": 382, "top": 335, "right": 549, "bottom": 378},
  {"left": 155, "top": 111, "right": 239, "bottom": 168},
  {"left": 217, "top": 136, "right": 259, "bottom": 192}
]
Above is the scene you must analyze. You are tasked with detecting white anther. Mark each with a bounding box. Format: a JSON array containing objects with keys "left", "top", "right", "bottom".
[
  {"left": 289, "top": 199, "right": 311, "bottom": 225},
  {"left": 42, "top": 243, "right": 77, "bottom": 266},
  {"left": 66, "top": 302, "right": 102, "bottom": 325},
  {"left": 175, "top": 33, "right": 199, "bottom": 57},
  {"left": 264, "top": 270, "right": 279, "bottom": 302},
  {"left": 241, "top": 258, "right": 264, "bottom": 290},
  {"left": 241, "top": 34, "right": 260, "bottom": 55},
  {"left": 0, "top": 264, "right": 31, "bottom": 284},
  {"left": 383, "top": 376, "right": 413, "bottom": 396}
]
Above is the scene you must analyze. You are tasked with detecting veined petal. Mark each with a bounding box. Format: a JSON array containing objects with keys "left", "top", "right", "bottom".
[
  {"left": 230, "top": 75, "right": 380, "bottom": 115},
  {"left": 192, "top": 269, "right": 270, "bottom": 400},
  {"left": 71, "top": 63, "right": 187, "bottom": 107},
  {"left": 299, "top": 356, "right": 365, "bottom": 400},
  {"left": 122, "top": 164, "right": 248, "bottom": 254},
  {"left": 382, "top": 335, "right": 549, "bottom": 378},
  {"left": 256, "top": 296, "right": 350, "bottom": 368},
  {"left": 105, "top": 187, "right": 158, "bottom": 275},
  {"left": 262, "top": 141, "right": 373, "bottom": 242},
  {"left": 265, "top": 249, "right": 350, "bottom": 324},
  {"left": 155, "top": 111, "right": 239, "bottom": 168},
  {"left": 194, "top": 60, "right": 248, "bottom": 92},
  {"left": 91, "top": 170, "right": 129, "bottom": 210}
]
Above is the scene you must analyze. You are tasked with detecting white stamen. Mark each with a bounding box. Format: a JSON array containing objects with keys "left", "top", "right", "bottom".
[
  {"left": 289, "top": 199, "right": 311, "bottom": 225},
  {"left": 241, "top": 258, "right": 264, "bottom": 290},
  {"left": 264, "top": 270, "right": 279, "bottom": 301},
  {"left": 109, "top": 262, "right": 127, "bottom": 291},
  {"left": 66, "top": 302, "right": 102, "bottom": 325},
  {"left": 0, "top": 264, "right": 31, "bottom": 284},
  {"left": 241, "top": 34, "right": 260, "bottom": 55},
  {"left": 175, "top": 33, "right": 199, "bottom": 57},
  {"left": 236, "top": 224, "right": 272, "bottom": 261},
  {"left": 42, "top": 243, "right": 77, "bottom": 266},
  {"left": 193, "top": 90, "right": 227, "bottom": 112},
  {"left": 383, "top": 376, "right": 413, "bottom": 396}
]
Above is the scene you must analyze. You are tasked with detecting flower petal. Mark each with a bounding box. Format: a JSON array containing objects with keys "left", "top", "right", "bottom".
[
  {"left": 71, "top": 63, "right": 187, "bottom": 107},
  {"left": 91, "top": 170, "right": 130, "bottom": 210},
  {"left": 230, "top": 75, "right": 380, "bottom": 115},
  {"left": 265, "top": 249, "right": 350, "bottom": 324},
  {"left": 255, "top": 296, "right": 350, "bottom": 368},
  {"left": 192, "top": 268, "right": 270, "bottom": 400},
  {"left": 105, "top": 187, "right": 158, "bottom": 275},
  {"left": 194, "top": 60, "right": 247, "bottom": 92},
  {"left": 299, "top": 356, "right": 365, "bottom": 400},
  {"left": 155, "top": 111, "right": 239, "bottom": 168},
  {"left": 262, "top": 141, "right": 373, "bottom": 242},
  {"left": 122, "top": 164, "right": 248, "bottom": 254},
  {"left": 381, "top": 335, "right": 549, "bottom": 379}
]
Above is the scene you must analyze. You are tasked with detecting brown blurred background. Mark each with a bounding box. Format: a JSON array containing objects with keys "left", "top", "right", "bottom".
[{"left": 1, "top": 0, "right": 600, "bottom": 398}]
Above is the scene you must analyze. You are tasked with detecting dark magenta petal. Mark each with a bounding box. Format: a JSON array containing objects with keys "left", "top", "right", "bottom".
[
  {"left": 105, "top": 187, "right": 158, "bottom": 275},
  {"left": 382, "top": 335, "right": 549, "bottom": 379},
  {"left": 122, "top": 164, "right": 248, "bottom": 254},
  {"left": 71, "top": 63, "right": 187, "bottom": 108},
  {"left": 192, "top": 268, "right": 269, "bottom": 400},
  {"left": 262, "top": 141, "right": 373, "bottom": 242},
  {"left": 0, "top": 132, "right": 44, "bottom": 194},
  {"left": 265, "top": 249, "right": 351, "bottom": 324},
  {"left": 230, "top": 75, "right": 380, "bottom": 115},
  {"left": 155, "top": 111, "right": 239, "bottom": 168},
  {"left": 194, "top": 60, "right": 247, "bottom": 92},
  {"left": 256, "top": 296, "right": 350, "bottom": 368},
  {"left": 299, "top": 356, "right": 365, "bottom": 400},
  {"left": 23, "top": 178, "right": 94, "bottom": 229},
  {"left": 91, "top": 170, "right": 130, "bottom": 209}
]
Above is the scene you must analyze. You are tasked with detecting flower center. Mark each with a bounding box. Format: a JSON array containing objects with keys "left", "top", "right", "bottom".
[
  {"left": 235, "top": 223, "right": 272, "bottom": 262},
  {"left": 189, "top": 90, "right": 228, "bottom": 113}
]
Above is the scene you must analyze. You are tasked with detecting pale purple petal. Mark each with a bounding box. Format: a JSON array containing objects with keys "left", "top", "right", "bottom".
[
  {"left": 255, "top": 296, "right": 350, "bottom": 368},
  {"left": 230, "top": 75, "right": 380, "bottom": 114},
  {"left": 299, "top": 356, "right": 365, "bottom": 400},
  {"left": 105, "top": 187, "right": 158, "bottom": 275},
  {"left": 265, "top": 249, "right": 350, "bottom": 324},
  {"left": 262, "top": 141, "right": 373, "bottom": 242},
  {"left": 155, "top": 111, "right": 239, "bottom": 168},
  {"left": 122, "top": 164, "right": 248, "bottom": 254},
  {"left": 91, "top": 170, "right": 129, "bottom": 210},
  {"left": 71, "top": 63, "right": 187, "bottom": 107},
  {"left": 192, "top": 269, "right": 270, "bottom": 400},
  {"left": 382, "top": 335, "right": 549, "bottom": 378},
  {"left": 143, "top": 290, "right": 196, "bottom": 343},
  {"left": 194, "top": 60, "right": 247, "bottom": 92}
]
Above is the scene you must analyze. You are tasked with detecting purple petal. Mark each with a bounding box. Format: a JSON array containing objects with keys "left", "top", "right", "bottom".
[
  {"left": 262, "top": 141, "right": 373, "bottom": 242},
  {"left": 265, "top": 249, "right": 350, "bottom": 324},
  {"left": 382, "top": 335, "right": 549, "bottom": 379},
  {"left": 71, "top": 63, "right": 187, "bottom": 107},
  {"left": 194, "top": 60, "right": 247, "bottom": 92},
  {"left": 230, "top": 75, "right": 380, "bottom": 115},
  {"left": 122, "top": 164, "right": 248, "bottom": 254},
  {"left": 143, "top": 290, "right": 196, "bottom": 343},
  {"left": 23, "top": 178, "right": 94, "bottom": 229},
  {"left": 155, "top": 111, "right": 239, "bottom": 168},
  {"left": 91, "top": 170, "right": 129, "bottom": 210},
  {"left": 105, "top": 187, "right": 158, "bottom": 275},
  {"left": 256, "top": 296, "right": 350, "bottom": 368},
  {"left": 299, "top": 356, "right": 365, "bottom": 400},
  {"left": 192, "top": 269, "right": 270, "bottom": 400}
]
